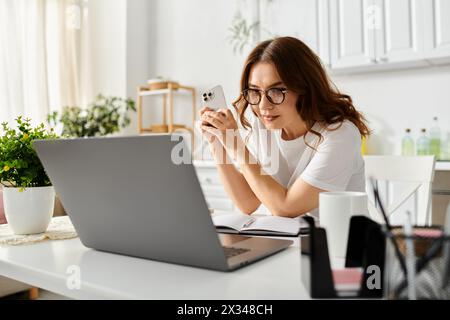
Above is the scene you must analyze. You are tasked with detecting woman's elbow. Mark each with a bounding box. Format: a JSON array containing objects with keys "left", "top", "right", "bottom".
[
  {"left": 236, "top": 201, "right": 260, "bottom": 215},
  {"left": 270, "top": 205, "right": 311, "bottom": 218}
]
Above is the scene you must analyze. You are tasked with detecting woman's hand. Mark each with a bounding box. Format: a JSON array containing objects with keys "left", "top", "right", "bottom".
[
  {"left": 200, "top": 108, "right": 238, "bottom": 143},
  {"left": 199, "top": 107, "right": 216, "bottom": 143},
  {"left": 199, "top": 107, "right": 242, "bottom": 162},
  {"left": 198, "top": 107, "right": 225, "bottom": 163}
]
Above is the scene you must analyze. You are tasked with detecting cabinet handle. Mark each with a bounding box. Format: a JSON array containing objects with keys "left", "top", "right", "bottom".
[
  {"left": 379, "top": 56, "right": 389, "bottom": 63},
  {"left": 370, "top": 58, "right": 379, "bottom": 64},
  {"left": 204, "top": 178, "right": 213, "bottom": 184}
]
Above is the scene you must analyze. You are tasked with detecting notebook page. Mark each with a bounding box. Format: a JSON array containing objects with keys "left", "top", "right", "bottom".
[
  {"left": 242, "top": 215, "right": 300, "bottom": 235},
  {"left": 211, "top": 212, "right": 255, "bottom": 231}
]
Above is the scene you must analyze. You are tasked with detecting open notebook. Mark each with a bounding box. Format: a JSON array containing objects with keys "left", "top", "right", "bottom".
[{"left": 211, "top": 211, "right": 309, "bottom": 237}]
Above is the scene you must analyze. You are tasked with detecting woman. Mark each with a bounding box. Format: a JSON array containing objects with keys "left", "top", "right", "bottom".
[{"left": 200, "top": 37, "right": 370, "bottom": 219}]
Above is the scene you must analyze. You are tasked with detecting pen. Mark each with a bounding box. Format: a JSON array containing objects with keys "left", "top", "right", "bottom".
[
  {"left": 404, "top": 211, "right": 416, "bottom": 300},
  {"left": 243, "top": 217, "right": 256, "bottom": 228}
]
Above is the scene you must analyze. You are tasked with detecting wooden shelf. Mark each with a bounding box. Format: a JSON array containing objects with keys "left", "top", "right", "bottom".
[{"left": 136, "top": 83, "right": 197, "bottom": 151}]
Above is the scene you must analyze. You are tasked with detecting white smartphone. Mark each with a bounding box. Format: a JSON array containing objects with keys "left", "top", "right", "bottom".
[{"left": 200, "top": 85, "right": 227, "bottom": 110}]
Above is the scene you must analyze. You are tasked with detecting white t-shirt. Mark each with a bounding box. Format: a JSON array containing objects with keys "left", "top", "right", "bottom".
[
  {"left": 240, "top": 111, "right": 365, "bottom": 218},
  {"left": 276, "top": 132, "right": 306, "bottom": 179}
]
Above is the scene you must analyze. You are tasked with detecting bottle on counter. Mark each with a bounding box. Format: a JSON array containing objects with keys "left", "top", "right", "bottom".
[
  {"left": 416, "top": 128, "right": 430, "bottom": 156},
  {"left": 361, "top": 136, "right": 368, "bottom": 155},
  {"left": 442, "top": 132, "right": 450, "bottom": 161},
  {"left": 429, "top": 116, "right": 441, "bottom": 160},
  {"left": 401, "top": 128, "right": 415, "bottom": 156}
]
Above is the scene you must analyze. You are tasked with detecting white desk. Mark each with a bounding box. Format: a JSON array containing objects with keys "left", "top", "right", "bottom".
[{"left": 0, "top": 237, "right": 314, "bottom": 300}]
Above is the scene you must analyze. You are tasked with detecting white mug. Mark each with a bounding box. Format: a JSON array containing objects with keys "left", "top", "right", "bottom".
[{"left": 319, "top": 191, "right": 369, "bottom": 259}]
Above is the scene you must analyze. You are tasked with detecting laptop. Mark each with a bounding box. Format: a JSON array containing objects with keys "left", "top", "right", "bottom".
[{"left": 34, "top": 135, "right": 292, "bottom": 271}]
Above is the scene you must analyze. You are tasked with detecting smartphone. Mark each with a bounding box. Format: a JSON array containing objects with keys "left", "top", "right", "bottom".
[
  {"left": 200, "top": 85, "right": 228, "bottom": 128},
  {"left": 200, "top": 85, "right": 227, "bottom": 110}
]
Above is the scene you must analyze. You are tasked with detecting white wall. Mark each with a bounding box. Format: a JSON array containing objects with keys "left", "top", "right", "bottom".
[
  {"left": 125, "top": 0, "right": 151, "bottom": 134},
  {"left": 143, "top": 0, "right": 450, "bottom": 155},
  {"left": 89, "top": 0, "right": 450, "bottom": 155},
  {"left": 88, "top": 0, "right": 151, "bottom": 134},
  {"left": 333, "top": 66, "right": 450, "bottom": 155},
  {"left": 88, "top": 0, "right": 127, "bottom": 98},
  {"left": 146, "top": 0, "right": 244, "bottom": 131}
]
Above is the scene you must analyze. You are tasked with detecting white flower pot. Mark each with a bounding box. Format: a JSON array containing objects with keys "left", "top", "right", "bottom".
[{"left": 3, "top": 186, "right": 55, "bottom": 235}]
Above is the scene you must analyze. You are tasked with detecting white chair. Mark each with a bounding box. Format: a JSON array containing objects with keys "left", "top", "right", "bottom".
[{"left": 363, "top": 155, "right": 435, "bottom": 226}]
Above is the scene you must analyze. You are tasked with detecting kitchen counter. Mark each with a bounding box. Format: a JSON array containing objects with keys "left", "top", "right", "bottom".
[{"left": 436, "top": 161, "right": 450, "bottom": 171}]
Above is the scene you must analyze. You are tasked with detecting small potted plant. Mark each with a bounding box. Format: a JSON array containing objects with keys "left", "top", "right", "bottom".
[
  {"left": 0, "top": 116, "right": 58, "bottom": 234},
  {"left": 47, "top": 94, "right": 136, "bottom": 137}
]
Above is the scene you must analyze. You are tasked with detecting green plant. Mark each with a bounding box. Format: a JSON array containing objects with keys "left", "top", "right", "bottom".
[
  {"left": 0, "top": 116, "right": 58, "bottom": 189},
  {"left": 47, "top": 94, "right": 136, "bottom": 137},
  {"left": 227, "top": 0, "right": 277, "bottom": 55},
  {"left": 227, "top": 13, "right": 260, "bottom": 54}
]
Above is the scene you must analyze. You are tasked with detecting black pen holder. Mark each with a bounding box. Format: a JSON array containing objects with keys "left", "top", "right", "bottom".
[
  {"left": 383, "top": 227, "right": 450, "bottom": 300},
  {"left": 301, "top": 215, "right": 385, "bottom": 298}
]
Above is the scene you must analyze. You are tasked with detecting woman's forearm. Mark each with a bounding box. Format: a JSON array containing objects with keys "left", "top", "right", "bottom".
[
  {"left": 210, "top": 144, "right": 261, "bottom": 214},
  {"left": 236, "top": 146, "right": 312, "bottom": 217},
  {"left": 199, "top": 104, "right": 322, "bottom": 218},
  {"left": 239, "top": 156, "right": 290, "bottom": 215}
]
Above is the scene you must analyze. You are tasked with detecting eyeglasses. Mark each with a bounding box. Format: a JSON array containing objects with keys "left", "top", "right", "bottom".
[{"left": 242, "top": 87, "right": 288, "bottom": 105}]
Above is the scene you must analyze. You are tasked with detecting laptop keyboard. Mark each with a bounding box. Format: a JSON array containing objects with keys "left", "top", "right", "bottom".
[{"left": 223, "top": 246, "right": 251, "bottom": 258}]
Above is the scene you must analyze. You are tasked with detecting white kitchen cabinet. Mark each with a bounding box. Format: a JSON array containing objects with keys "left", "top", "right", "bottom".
[
  {"left": 259, "top": 0, "right": 330, "bottom": 67},
  {"left": 329, "top": 0, "right": 376, "bottom": 69},
  {"left": 257, "top": 0, "right": 450, "bottom": 73},
  {"left": 193, "top": 160, "right": 271, "bottom": 215},
  {"left": 194, "top": 161, "right": 235, "bottom": 212},
  {"left": 328, "top": 0, "right": 449, "bottom": 72},
  {"left": 374, "top": 0, "right": 425, "bottom": 64},
  {"left": 423, "top": 0, "right": 450, "bottom": 64}
]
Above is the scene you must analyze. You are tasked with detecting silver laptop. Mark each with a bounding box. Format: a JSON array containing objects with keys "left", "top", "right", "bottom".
[{"left": 34, "top": 135, "right": 292, "bottom": 271}]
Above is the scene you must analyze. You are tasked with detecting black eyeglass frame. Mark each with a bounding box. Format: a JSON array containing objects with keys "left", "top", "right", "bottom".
[{"left": 242, "top": 88, "right": 288, "bottom": 106}]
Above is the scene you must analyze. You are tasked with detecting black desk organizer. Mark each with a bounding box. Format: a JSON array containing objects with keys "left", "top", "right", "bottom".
[{"left": 301, "top": 215, "right": 385, "bottom": 298}]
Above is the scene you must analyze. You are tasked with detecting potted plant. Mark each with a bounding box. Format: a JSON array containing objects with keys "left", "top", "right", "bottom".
[
  {"left": 47, "top": 94, "right": 135, "bottom": 137},
  {"left": 0, "top": 116, "right": 58, "bottom": 234}
]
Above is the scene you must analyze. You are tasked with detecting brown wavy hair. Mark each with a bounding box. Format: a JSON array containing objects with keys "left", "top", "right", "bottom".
[{"left": 232, "top": 37, "right": 370, "bottom": 144}]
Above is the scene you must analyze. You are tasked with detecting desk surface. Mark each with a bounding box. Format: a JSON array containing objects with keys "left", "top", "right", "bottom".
[{"left": 0, "top": 237, "right": 315, "bottom": 300}]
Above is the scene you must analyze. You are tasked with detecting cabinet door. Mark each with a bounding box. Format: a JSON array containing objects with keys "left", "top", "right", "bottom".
[
  {"left": 195, "top": 165, "right": 235, "bottom": 212},
  {"left": 423, "top": 0, "right": 450, "bottom": 63},
  {"left": 374, "top": 0, "right": 425, "bottom": 64},
  {"left": 329, "top": 0, "right": 376, "bottom": 69},
  {"left": 259, "top": 0, "right": 330, "bottom": 67}
]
